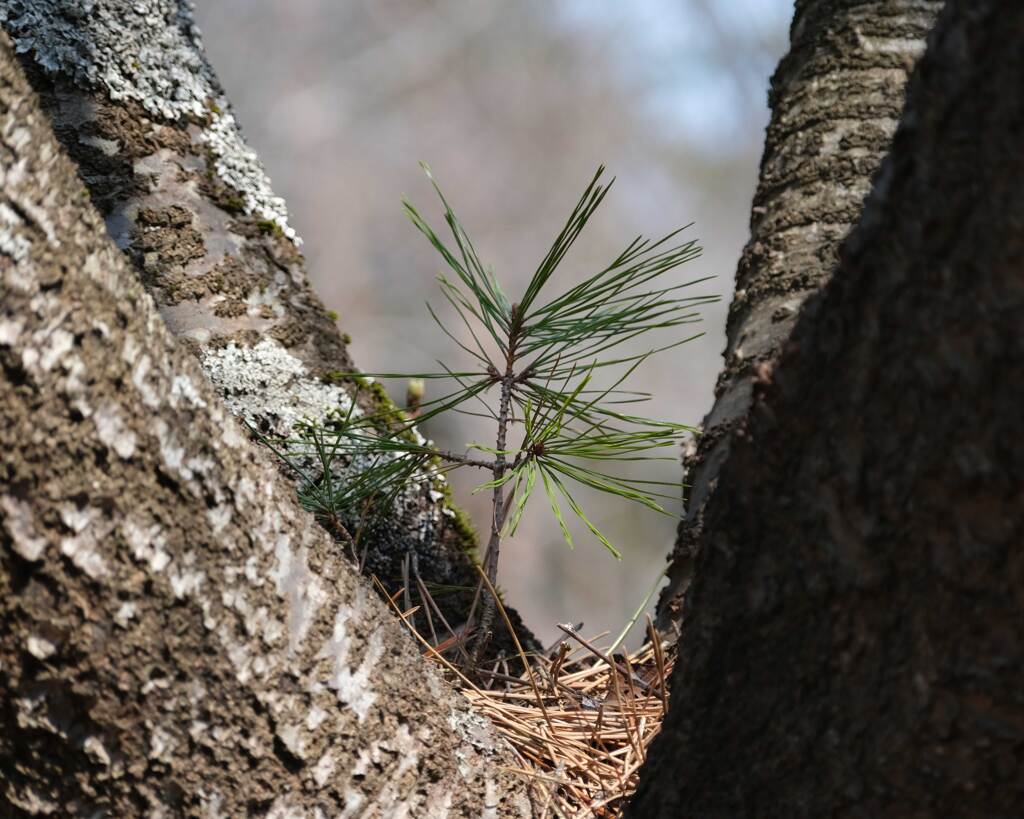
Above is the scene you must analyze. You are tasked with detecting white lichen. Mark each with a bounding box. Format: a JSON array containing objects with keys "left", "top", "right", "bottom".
[
  {"left": 131, "top": 353, "right": 162, "bottom": 409},
  {"left": 94, "top": 403, "right": 137, "bottom": 459},
  {"left": 83, "top": 736, "right": 111, "bottom": 766},
  {"left": 312, "top": 750, "right": 336, "bottom": 788},
  {"left": 206, "top": 503, "right": 232, "bottom": 533},
  {"left": 170, "top": 373, "right": 208, "bottom": 410},
  {"left": 0, "top": 496, "right": 48, "bottom": 561},
  {"left": 0, "top": 315, "right": 25, "bottom": 345},
  {"left": 305, "top": 705, "right": 328, "bottom": 731},
  {"left": 201, "top": 339, "right": 355, "bottom": 436},
  {"left": 148, "top": 725, "right": 176, "bottom": 761},
  {"left": 61, "top": 520, "right": 110, "bottom": 579},
  {"left": 0, "top": 0, "right": 300, "bottom": 243},
  {"left": 269, "top": 533, "right": 328, "bottom": 651},
  {"left": 168, "top": 551, "right": 206, "bottom": 598},
  {"left": 114, "top": 601, "right": 137, "bottom": 627},
  {"left": 318, "top": 594, "right": 385, "bottom": 723},
  {"left": 38, "top": 327, "right": 73, "bottom": 372},
  {"left": 265, "top": 795, "right": 311, "bottom": 819},
  {"left": 200, "top": 111, "right": 298, "bottom": 243},
  {"left": 26, "top": 635, "right": 57, "bottom": 660},
  {"left": 448, "top": 707, "right": 500, "bottom": 754},
  {"left": 123, "top": 518, "right": 172, "bottom": 573}
]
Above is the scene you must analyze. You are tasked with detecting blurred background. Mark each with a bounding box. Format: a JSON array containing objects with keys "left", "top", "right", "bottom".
[{"left": 194, "top": 0, "right": 793, "bottom": 647}]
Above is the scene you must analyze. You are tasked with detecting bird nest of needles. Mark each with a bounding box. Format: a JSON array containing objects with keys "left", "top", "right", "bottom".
[{"left": 373, "top": 574, "right": 674, "bottom": 818}]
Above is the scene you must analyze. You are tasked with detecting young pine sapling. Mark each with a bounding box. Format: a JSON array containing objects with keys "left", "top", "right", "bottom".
[{"left": 273, "top": 165, "right": 715, "bottom": 663}]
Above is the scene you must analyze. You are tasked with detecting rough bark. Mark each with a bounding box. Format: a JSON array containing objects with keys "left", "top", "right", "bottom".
[
  {"left": 0, "top": 32, "right": 537, "bottom": 816},
  {"left": 660, "top": 0, "right": 944, "bottom": 631},
  {"left": 0, "top": 0, "right": 507, "bottom": 637},
  {"left": 630, "top": 0, "right": 1023, "bottom": 814}
]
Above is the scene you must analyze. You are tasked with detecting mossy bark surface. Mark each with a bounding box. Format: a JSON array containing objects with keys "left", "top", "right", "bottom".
[
  {"left": 0, "top": 31, "right": 537, "bottom": 816},
  {"left": 631, "top": 0, "right": 1024, "bottom": 814}
]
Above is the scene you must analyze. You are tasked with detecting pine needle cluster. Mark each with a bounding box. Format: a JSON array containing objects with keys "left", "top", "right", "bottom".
[{"left": 272, "top": 165, "right": 715, "bottom": 656}]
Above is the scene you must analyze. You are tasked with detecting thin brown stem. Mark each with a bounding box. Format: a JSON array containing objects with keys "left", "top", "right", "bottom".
[
  {"left": 470, "top": 304, "right": 523, "bottom": 667},
  {"left": 433, "top": 450, "right": 497, "bottom": 470}
]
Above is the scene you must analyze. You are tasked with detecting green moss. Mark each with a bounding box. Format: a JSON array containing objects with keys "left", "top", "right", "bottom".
[
  {"left": 221, "top": 195, "right": 246, "bottom": 213},
  {"left": 354, "top": 375, "right": 403, "bottom": 421},
  {"left": 257, "top": 219, "right": 284, "bottom": 238},
  {"left": 341, "top": 332, "right": 352, "bottom": 345},
  {"left": 326, "top": 309, "right": 339, "bottom": 322}
]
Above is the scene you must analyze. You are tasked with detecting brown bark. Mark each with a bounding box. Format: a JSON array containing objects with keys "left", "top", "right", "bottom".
[
  {"left": 630, "top": 0, "right": 1023, "bottom": 814},
  {"left": 660, "top": 0, "right": 944, "bottom": 632},
  {"left": 0, "top": 31, "right": 536, "bottom": 816},
  {"left": 0, "top": 0, "right": 509, "bottom": 637}
]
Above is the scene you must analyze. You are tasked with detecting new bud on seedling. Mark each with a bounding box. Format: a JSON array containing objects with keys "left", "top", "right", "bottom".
[{"left": 406, "top": 378, "right": 425, "bottom": 418}]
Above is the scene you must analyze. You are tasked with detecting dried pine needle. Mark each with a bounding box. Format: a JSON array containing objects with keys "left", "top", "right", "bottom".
[{"left": 382, "top": 577, "right": 674, "bottom": 817}]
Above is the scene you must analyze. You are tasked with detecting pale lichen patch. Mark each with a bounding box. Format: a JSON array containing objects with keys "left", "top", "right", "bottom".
[
  {"left": 448, "top": 707, "right": 501, "bottom": 754},
  {"left": 168, "top": 551, "right": 206, "bottom": 599},
  {"left": 201, "top": 338, "right": 354, "bottom": 436},
  {"left": 312, "top": 749, "right": 336, "bottom": 788},
  {"left": 318, "top": 599, "right": 386, "bottom": 723},
  {"left": 170, "top": 373, "right": 208, "bottom": 410},
  {"left": 265, "top": 794, "right": 311, "bottom": 819},
  {"left": 201, "top": 110, "right": 298, "bottom": 243},
  {"left": 269, "top": 532, "right": 328, "bottom": 651},
  {"left": 131, "top": 353, "right": 162, "bottom": 409},
  {"left": 83, "top": 735, "right": 111, "bottom": 766},
  {"left": 123, "top": 518, "right": 172, "bottom": 573},
  {"left": 0, "top": 496, "right": 48, "bottom": 561},
  {"left": 38, "top": 327, "right": 73, "bottom": 371},
  {"left": 305, "top": 705, "right": 328, "bottom": 731},
  {"left": 26, "top": 635, "right": 56, "bottom": 660},
  {"left": 1, "top": 0, "right": 300, "bottom": 244},
  {"left": 60, "top": 510, "right": 111, "bottom": 579},
  {"left": 114, "top": 601, "right": 137, "bottom": 628},
  {"left": 94, "top": 403, "right": 137, "bottom": 459},
  {"left": 206, "top": 503, "right": 232, "bottom": 533},
  {"left": 0, "top": 315, "right": 25, "bottom": 345},
  {"left": 339, "top": 792, "right": 365, "bottom": 819},
  {"left": 147, "top": 725, "right": 177, "bottom": 762}
]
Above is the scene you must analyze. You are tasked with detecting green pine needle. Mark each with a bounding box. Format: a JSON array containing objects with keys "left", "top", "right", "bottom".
[{"left": 271, "top": 165, "right": 717, "bottom": 569}]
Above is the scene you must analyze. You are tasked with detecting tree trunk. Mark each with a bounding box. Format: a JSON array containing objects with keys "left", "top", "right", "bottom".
[
  {"left": 0, "top": 0, "right": 505, "bottom": 637},
  {"left": 660, "top": 0, "right": 944, "bottom": 632},
  {"left": 0, "top": 31, "right": 536, "bottom": 816},
  {"left": 630, "top": 0, "right": 1023, "bottom": 814}
]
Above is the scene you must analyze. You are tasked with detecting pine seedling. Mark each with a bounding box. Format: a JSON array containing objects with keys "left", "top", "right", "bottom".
[{"left": 274, "top": 165, "right": 716, "bottom": 661}]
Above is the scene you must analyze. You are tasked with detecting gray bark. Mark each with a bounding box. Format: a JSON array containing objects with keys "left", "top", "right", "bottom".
[
  {"left": 631, "top": 0, "right": 1023, "bottom": 813},
  {"left": 0, "top": 30, "right": 536, "bottom": 816},
  {"left": 660, "top": 0, "right": 944, "bottom": 631},
  {"left": 0, "top": 0, "right": 501, "bottom": 634}
]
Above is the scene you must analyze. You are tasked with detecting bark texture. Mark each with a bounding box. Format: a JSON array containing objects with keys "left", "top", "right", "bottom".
[
  {"left": 0, "top": 0, "right": 500, "bottom": 630},
  {"left": 660, "top": 0, "right": 943, "bottom": 630},
  {"left": 631, "top": 0, "right": 1023, "bottom": 814},
  {"left": 0, "top": 32, "right": 536, "bottom": 816}
]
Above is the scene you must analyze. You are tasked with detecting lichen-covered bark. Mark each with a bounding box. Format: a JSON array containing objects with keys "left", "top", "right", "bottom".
[
  {"left": 659, "top": 0, "right": 943, "bottom": 630},
  {"left": 0, "top": 0, "right": 496, "bottom": 626},
  {"left": 630, "top": 0, "right": 1023, "bottom": 814},
  {"left": 0, "top": 32, "right": 536, "bottom": 816}
]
